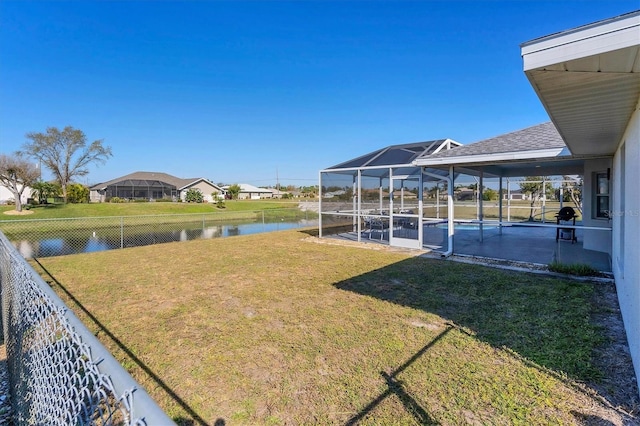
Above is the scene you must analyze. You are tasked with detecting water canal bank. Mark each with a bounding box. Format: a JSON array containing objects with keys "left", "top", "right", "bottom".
[{"left": 0, "top": 209, "right": 318, "bottom": 258}]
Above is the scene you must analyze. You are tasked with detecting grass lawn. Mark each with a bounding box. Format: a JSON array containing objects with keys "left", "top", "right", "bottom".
[
  {"left": 0, "top": 199, "right": 301, "bottom": 220},
  {"left": 33, "top": 229, "right": 627, "bottom": 425}
]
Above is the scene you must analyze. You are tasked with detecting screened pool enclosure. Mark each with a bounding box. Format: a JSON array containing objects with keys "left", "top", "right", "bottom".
[
  {"left": 319, "top": 139, "right": 462, "bottom": 251},
  {"left": 318, "top": 126, "right": 609, "bottom": 271}
]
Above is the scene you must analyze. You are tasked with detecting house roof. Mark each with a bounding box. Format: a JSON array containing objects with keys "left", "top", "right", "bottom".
[
  {"left": 414, "top": 122, "right": 567, "bottom": 165},
  {"left": 412, "top": 122, "right": 600, "bottom": 178},
  {"left": 222, "top": 183, "right": 272, "bottom": 193},
  {"left": 178, "top": 178, "right": 223, "bottom": 191},
  {"left": 521, "top": 10, "right": 640, "bottom": 155},
  {"left": 90, "top": 171, "right": 219, "bottom": 191}
]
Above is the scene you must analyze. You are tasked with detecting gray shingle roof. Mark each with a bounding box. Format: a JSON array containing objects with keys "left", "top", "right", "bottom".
[
  {"left": 91, "top": 171, "right": 202, "bottom": 190},
  {"left": 422, "top": 122, "right": 565, "bottom": 160}
]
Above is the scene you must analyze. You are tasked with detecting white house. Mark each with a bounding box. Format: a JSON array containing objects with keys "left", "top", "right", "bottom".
[
  {"left": 318, "top": 10, "right": 640, "bottom": 392},
  {"left": 222, "top": 183, "right": 273, "bottom": 200},
  {"left": 502, "top": 190, "right": 531, "bottom": 201},
  {"left": 0, "top": 183, "right": 32, "bottom": 205},
  {"left": 522, "top": 10, "right": 640, "bottom": 391},
  {"left": 90, "top": 171, "right": 224, "bottom": 203}
]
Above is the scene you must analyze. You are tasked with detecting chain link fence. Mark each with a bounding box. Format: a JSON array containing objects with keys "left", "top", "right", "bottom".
[
  {"left": 0, "top": 209, "right": 317, "bottom": 259},
  {"left": 0, "top": 231, "right": 174, "bottom": 425}
]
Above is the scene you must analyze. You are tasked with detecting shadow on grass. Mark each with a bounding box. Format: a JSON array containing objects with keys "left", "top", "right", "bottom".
[
  {"left": 299, "top": 224, "right": 354, "bottom": 238},
  {"left": 333, "top": 256, "right": 614, "bottom": 409},
  {"left": 32, "top": 257, "right": 211, "bottom": 426},
  {"left": 345, "top": 326, "right": 453, "bottom": 425}
]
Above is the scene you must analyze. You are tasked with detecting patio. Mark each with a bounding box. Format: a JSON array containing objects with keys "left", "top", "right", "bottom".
[{"left": 332, "top": 221, "right": 612, "bottom": 273}]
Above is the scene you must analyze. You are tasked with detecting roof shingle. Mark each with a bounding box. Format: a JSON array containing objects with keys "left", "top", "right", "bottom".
[
  {"left": 91, "top": 171, "right": 204, "bottom": 190},
  {"left": 422, "top": 122, "right": 565, "bottom": 160}
]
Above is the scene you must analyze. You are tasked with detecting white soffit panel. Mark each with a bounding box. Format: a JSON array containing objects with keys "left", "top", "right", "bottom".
[
  {"left": 522, "top": 12, "right": 640, "bottom": 71},
  {"left": 522, "top": 12, "right": 640, "bottom": 156}
]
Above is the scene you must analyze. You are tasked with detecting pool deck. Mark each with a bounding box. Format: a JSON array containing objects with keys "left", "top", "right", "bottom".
[{"left": 332, "top": 223, "right": 612, "bottom": 273}]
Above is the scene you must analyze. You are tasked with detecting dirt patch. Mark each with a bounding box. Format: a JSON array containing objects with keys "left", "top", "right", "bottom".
[
  {"left": 588, "top": 282, "right": 639, "bottom": 422},
  {"left": 2, "top": 209, "right": 34, "bottom": 216}
]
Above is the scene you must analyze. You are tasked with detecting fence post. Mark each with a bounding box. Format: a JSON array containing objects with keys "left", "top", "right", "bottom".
[
  {"left": 120, "top": 217, "right": 124, "bottom": 249},
  {"left": 262, "top": 210, "right": 265, "bottom": 225}
]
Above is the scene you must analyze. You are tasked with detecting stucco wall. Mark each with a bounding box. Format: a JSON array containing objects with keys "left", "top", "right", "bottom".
[
  {"left": 181, "top": 181, "right": 221, "bottom": 203},
  {"left": 90, "top": 189, "right": 105, "bottom": 203},
  {"left": 582, "top": 158, "right": 613, "bottom": 254},
  {"left": 0, "top": 184, "right": 32, "bottom": 204},
  {"left": 613, "top": 98, "right": 640, "bottom": 391}
]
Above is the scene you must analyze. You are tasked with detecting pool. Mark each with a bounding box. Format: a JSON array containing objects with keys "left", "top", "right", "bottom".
[{"left": 434, "top": 223, "right": 499, "bottom": 231}]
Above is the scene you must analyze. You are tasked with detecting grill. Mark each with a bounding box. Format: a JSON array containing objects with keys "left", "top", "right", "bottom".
[{"left": 555, "top": 207, "right": 578, "bottom": 243}]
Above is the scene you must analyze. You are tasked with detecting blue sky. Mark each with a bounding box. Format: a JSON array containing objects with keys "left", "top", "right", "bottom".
[{"left": 1, "top": 1, "right": 637, "bottom": 187}]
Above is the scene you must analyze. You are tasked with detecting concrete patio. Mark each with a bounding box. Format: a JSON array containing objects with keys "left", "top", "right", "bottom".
[{"left": 333, "top": 222, "right": 612, "bottom": 273}]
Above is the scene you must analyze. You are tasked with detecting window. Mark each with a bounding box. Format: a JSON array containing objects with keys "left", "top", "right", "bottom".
[{"left": 594, "top": 172, "right": 609, "bottom": 218}]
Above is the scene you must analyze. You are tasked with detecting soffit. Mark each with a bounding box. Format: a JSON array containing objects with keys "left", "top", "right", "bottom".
[{"left": 522, "top": 12, "right": 640, "bottom": 156}]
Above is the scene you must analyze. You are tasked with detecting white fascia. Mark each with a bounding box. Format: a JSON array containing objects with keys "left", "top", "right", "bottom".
[
  {"left": 413, "top": 147, "right": 567, "bottom": 167},
  {"left": 521, "top": 12, "right": 640, "bottom": 71}
]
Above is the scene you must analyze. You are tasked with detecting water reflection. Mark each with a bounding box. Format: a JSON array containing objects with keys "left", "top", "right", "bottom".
[{"left": 14, "top": 220, "right": 316, "bottom": 258}]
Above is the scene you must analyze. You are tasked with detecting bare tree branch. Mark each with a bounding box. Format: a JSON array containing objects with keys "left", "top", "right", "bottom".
[
  {"left": 0, "top": 153, "right": 40, "bottom": 212},
  {"left": 22, "top": 126, "right": 112, "bottom": 202}
]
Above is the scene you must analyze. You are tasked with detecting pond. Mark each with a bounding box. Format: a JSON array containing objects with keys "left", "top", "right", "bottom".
[{"left": 12, "top": 219, "right": 318, "bottom": 258}]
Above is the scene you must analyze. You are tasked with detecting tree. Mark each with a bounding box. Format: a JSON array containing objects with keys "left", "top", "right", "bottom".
[
  {"left": 562, "top": 176, "right": 583, "bottom": 215},
  {"left": 66, "top": 183, "right": 90, "bottom": 203},
  {"left": 212, "top": 191, "right": 225, "bottom": 208},
  {"left": 300, "top": 185, "right": 318, "bottom": 198},
  {"left": 482, "top": 188, "right": 498, "bottom": 201},
  {"left": 31, "top": 180, "right": 62, "bottom": 204},
  {"left": 22, "top": 126, "right": 112, "bottom": 203},
  {"left": 227, "top": 184, "right": 241, "bottom": 200},
  {"left": 519, "top": 176, "right": 551, "bottom": 221},
  {"left": 0, "top": 153, "right": 40, "bottom": 212}
]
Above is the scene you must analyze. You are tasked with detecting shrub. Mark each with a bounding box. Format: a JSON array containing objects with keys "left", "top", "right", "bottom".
[
  {"left": 109, "top": 197, "right": 126, "bottom": 203},
  {"left": 185, "top": 188, "right": 204, "bottom": 203},
  {"left": 67, "top": 183, "right": 90, "bottom": 203},
  {"left": 548, "top": 261, "right": 600, "bottom": 277}
]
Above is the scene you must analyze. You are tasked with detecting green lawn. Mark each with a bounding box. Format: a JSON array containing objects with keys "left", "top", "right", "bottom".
[
  {"left": 0, "top": 199, "right": 302, "bottom": 220},
  {"left": 33, "top": 229, "right": 624, "bottom": 425}
]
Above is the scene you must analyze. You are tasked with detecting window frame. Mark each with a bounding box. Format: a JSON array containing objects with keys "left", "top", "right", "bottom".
[{"left": 594, "top": 171, "right": 610, "bottom": 219}]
